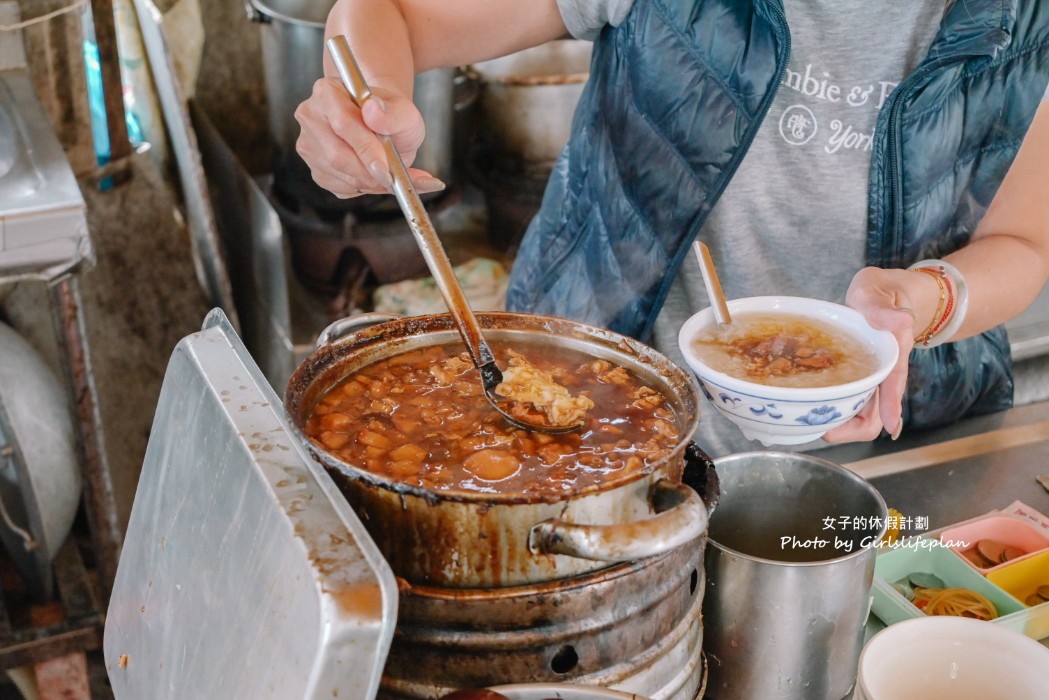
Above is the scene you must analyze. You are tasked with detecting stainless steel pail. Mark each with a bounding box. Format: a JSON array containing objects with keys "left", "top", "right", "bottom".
[{"left": 703, "top": 452, "right": 887, "bottom": 700}]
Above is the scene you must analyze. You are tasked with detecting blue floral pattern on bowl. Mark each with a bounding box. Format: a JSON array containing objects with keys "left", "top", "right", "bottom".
[
  {"left": 796, "top": 405, "right": 843, "bottom": 426},
  {"left": 696, "top": 376, "right": 878, "bottom": 445}
]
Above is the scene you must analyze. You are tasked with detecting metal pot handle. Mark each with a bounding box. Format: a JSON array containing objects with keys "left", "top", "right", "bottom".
[
  {"left": 528, "top": 479, "right": 708, "bottom": 563},
  {"left": 315, "top": 313, "right": 403, "bottom": 348},
  {"left": 244, "top": 0, "right": 267, "bottom": 22}
]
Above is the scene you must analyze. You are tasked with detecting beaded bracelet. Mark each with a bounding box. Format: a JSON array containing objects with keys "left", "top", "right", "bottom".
[{"left": 907, "top": 259, "right": 970, "bottom": 349}]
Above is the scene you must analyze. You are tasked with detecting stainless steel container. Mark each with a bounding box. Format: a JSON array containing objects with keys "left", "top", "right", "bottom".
[
  {"left": 465, "top": 39, "right": 590, "bottom": 252},
  {"left": 469, "top": 40, "right": 592, "bottom": 171},
  {"left": 702, "top": 452, "right": 888, "bottom": 700}
]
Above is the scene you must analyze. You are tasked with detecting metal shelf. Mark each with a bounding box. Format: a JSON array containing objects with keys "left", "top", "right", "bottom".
[
  {"left": 0, "top": 3, "right": 121, "bottom": 693},
  {"left": 0, "top": 536, "right": 103, "bottom": 672}
]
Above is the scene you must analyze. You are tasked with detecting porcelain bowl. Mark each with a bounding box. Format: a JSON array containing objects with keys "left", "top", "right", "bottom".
[
  {"left": 677, "top": 296, "right": 898, "bottom": 446},
  {"left": 855, "top": 616, "right": 1049, "bottom": 699}
]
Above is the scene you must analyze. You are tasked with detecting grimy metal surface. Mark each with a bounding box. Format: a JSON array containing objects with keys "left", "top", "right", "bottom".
[
  {"left": 381, "top": 541, "right": 707, "bottom": 700},
  {"left": 49, "top": 278, "right": 121, "bottom": 602},
  {"left": 104, "top": 309, "right": 398, "bottom": 700},
  {"left": 817, "top": 400, "right": 1049, "bottom": 531},
  {"left": 190, "top": 100, "right": 296, "bottom": 391}
]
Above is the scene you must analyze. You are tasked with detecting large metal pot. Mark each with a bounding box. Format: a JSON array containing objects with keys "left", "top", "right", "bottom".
[
  {"left": 381, "top": 539, "right": 707, "bottom": 699},
  {"left": 284, "top": 312, "right": 707, "bottom": 588},
  {"left": 469, "top": 40, "right": 592, "bottom": 172}
]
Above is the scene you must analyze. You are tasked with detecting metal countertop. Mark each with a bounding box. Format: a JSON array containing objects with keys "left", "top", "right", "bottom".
[
  {"left": 1006, "top": 282, "right": 1049, "bottom": 361},
  {"left": 816, "top": 400, "right": 1049, "bottom": 537}
]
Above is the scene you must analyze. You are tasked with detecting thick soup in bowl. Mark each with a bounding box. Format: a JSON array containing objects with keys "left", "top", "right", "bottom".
[{"left": 688, "top": 312, "right": 880, "bottom": 388}]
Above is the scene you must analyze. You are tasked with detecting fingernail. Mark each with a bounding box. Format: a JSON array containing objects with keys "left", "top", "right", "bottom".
[
  {"left": 367, "top": 95, "right": 387, "bottom": 113},
  {"left": 890, "top": 422, "right": 903, "bottom": 441},
  {"left": 368, "top": 161, "right": 393, "bottom": 190},
  {"left": 415, "top": 176, "right": 446, "bottom": 193}
]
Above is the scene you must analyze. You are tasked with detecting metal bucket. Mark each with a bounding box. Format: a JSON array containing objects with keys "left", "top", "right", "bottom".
[
  {"left": 702, "top": 452, "right": 887, "bottom": 700},
  {"left": 246, "top": 0, "right": 456, "bottom": 213}
]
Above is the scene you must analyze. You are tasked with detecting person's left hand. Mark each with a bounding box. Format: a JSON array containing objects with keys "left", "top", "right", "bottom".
[{"left": 823, "top": 266, "right": 919, "bottom": 443}]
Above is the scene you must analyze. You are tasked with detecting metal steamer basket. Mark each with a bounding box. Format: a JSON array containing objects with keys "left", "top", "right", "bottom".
[{"left": 105, "top": 310, "right": 713, "bottom": 699}]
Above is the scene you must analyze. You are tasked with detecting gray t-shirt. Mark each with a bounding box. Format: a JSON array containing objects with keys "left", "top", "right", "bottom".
[{"left": 555, "top": 1, "right": 1042, "bottom": 455}]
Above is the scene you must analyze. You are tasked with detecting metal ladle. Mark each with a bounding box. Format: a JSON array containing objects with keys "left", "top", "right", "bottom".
[{"left": 327, "top": 36, "right": 582, "bottom": 434}]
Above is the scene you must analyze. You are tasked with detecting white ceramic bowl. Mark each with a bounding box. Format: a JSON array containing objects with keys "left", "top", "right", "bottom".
[
  {"left": 856, "top": 616, "right": 1049, "bottom": 700},
  {"left": 677, "top": 296, "right": 898, "bottom": 446}
]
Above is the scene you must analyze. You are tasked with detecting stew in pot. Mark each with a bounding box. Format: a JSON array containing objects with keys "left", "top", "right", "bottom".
[{"left": 304, "top": 341, "right": 680, "bottom": 497}]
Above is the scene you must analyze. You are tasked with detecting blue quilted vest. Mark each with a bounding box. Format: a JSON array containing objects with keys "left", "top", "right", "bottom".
[{"left": 506, "top": 0, "right": 1049, "bottom": 430}]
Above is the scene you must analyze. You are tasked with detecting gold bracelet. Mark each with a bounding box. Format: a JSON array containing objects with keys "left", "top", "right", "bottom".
[
  {"left": 908, "top": 259, "right": 969, "bottom": 348},
  {"left": 912, "top": 266, "right": 950, "bottom": 346}
]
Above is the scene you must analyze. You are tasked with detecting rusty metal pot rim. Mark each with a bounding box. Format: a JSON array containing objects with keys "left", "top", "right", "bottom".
[{"left": 284, "top": 311, "right": 701, "bottom": 506}]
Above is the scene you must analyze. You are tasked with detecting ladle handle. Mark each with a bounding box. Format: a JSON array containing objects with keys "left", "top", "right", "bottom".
[{"left": 326, "top": 35, "right": 496, "bottom": 370}]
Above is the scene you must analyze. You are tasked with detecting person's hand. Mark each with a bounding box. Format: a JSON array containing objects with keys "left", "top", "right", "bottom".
[
  {"left": 823, "top": 266, "right": 918, "bottom": 444},
  {"left": 294, "top": 76, "right": 445, "bottom": 198}
]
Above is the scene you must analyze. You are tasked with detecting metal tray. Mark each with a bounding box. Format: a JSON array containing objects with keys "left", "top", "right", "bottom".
[{"left": 103, "top": 309, "right": 398, "bottom": 699}]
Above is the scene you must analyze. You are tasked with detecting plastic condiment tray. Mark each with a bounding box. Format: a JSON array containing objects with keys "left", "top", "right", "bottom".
[{"left": 871, "top": 501, "right": 1049, "bottom": 641}]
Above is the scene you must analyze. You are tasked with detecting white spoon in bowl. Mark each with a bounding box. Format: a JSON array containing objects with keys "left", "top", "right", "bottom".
[{"left": 693, "top": 240, "right": 733, "bottom": 328}]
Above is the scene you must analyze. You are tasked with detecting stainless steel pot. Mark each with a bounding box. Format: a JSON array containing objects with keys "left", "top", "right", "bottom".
[
  {"left": 382, "top": 540, "right": 706, "bottom": 699},
  {"left": 469, "top": 40, "right": 592, "bottom": 173},
  {"left": 284, "top": 312, "right": 707, "bottom": 588}
]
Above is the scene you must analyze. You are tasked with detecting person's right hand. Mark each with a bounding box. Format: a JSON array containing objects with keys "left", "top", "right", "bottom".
[{"left": 294, "top": 76, "right": 446, "bottom": 199}]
